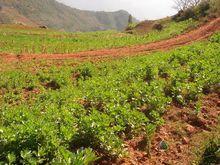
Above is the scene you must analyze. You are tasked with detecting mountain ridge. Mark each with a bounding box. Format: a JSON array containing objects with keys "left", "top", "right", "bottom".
[{"left": 0, "top": 0, "right": 138, "bottom": 32}]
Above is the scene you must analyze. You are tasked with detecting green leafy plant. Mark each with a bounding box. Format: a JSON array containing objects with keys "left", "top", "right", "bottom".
[{"left": 0, "top": 33, "right": 219, "bottom": 163}]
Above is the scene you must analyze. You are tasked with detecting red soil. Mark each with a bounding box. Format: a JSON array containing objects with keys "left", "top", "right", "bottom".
[
  {"left": 99, "top": 93, "right": 220, "bottom": 165},
  {"left": 1, "top": 18, "right": 220, "bottom": 63}
]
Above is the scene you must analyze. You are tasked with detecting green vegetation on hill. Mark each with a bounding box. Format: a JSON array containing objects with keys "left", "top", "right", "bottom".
[
  {"left": 172, "top": 0, "right": 220, "bottom": 22},
  {"left": 0, "top": 0, "right": 137, "bottom": 32},
  {"left": 0, "top": 19, "right": 197, "bottom": 54},
  {"left": 0, "top": 32, "right": 219, "bottom": 164},
  {"left": 128, "top": 0, "right": 220, "bottom": 35}
]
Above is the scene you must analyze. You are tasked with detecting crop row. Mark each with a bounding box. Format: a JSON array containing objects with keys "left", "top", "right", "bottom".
[
  {"left": 0, "top": 19, "right": 197, "bottom": 54},
  {"left": 0, "top": 33, "right": 219, "bottom": 164}
]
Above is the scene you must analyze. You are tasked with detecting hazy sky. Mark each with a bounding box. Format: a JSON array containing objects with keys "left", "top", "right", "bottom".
[{"left": 57, "top": 0, "right": 177, "bottom": 20}]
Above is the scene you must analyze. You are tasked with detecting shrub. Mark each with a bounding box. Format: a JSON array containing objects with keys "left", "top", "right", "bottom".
[
  {"left": 195, "top": 1, "right": 210, "bottom": 17},
  {"left": 173, "top": 9, "right": 197, "bottom": 22},
  {"left": 172, "top": 0, "right": 211, "bottom": 21},
  {"left": 74, "top": 63, "right": 95, "bottom": 81},
  {"left": 152, "top": 23, "right": 163, "bottom": 31}
]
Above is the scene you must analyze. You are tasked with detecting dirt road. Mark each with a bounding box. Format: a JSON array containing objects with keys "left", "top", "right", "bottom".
[{"left": 1, "top": 17, "right": 220, "bottom": 62}]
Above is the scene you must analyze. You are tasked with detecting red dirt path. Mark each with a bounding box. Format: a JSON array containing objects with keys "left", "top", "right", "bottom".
[{"left": 1, "top": 18, "right": 220, "bottom": 62}]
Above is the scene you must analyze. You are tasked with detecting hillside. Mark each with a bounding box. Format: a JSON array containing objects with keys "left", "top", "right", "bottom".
[
  {"left": 127, "top": 0, "right": 220, "bottom": 34},
  {"left": 0, "top": 18, "right": 201, "bottom": 56},
  {"left": 0, "top": 0, "right": 219, "bottom": 164},
  {"left": 0, "top": 0, "right": 137, "bottom": 32}
]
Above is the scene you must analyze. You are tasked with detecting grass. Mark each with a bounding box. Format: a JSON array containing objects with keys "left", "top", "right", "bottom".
[
  {"left": 0, "top": 19, "right": 197, "bottom": 54},
  {"left": 0, "top": 32, "right": 219, "bottom": 164}
]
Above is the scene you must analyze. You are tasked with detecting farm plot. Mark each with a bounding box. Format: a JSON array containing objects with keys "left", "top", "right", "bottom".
[{"left": 0, "top": 33, "right": 219, "bottom": 164}]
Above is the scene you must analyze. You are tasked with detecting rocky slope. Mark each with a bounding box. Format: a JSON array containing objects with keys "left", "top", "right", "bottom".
[{"left": 0, "top": 0, "right": 137, "bottom": 31}]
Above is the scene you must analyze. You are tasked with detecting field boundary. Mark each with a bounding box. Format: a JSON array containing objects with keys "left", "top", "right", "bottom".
[{"left": 1, "top": 17, "right": 220, "bottom": 62}]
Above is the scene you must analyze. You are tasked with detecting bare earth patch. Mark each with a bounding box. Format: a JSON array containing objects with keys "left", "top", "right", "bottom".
[{"left": 98, "top": 93, "right": 220, "bottom": 165}]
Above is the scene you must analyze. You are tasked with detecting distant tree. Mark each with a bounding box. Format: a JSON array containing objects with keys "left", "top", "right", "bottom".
[
  {"left": 39, "top": 25, "right": 48, "bottom": 29},
  {"left": 128, "top": 14, "right": 133, "bottom": 25},
  {"left": 173, "top": 0, "right": 202, "bottom": 11},
  {"left": 172, "top": 0, "right": 211, "bottom": 21}
]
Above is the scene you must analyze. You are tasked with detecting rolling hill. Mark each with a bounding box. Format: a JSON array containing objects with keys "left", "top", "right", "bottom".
[{"left": 0, "top": 0, "right": 137, "bottom": 32}]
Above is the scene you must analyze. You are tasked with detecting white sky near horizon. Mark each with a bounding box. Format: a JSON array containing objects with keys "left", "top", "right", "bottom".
[{"left": 56, "top": 0, "right": 177, "bottom": 20}]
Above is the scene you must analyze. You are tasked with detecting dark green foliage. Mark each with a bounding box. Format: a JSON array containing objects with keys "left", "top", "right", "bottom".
[
  {"left": 173, "top": 9, "right": 197, "bottom": 22},
  {"left": 172, "top": 0, "right": 211, "bottom": 22},
  {"left": 196, "top": 1, "right": 210, "bottom": 17},
  {"left": 144, "top": 65, "right": 158, "bottom": 82},
  {"left": 74, "top": 63, "right": 96, "bottom": 81}
]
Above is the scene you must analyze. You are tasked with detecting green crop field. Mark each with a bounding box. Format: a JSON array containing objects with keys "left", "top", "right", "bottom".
[
  {"left": 0, "top": 19, "right": 197, "bottom": 55},
  {"left": 0, "top": 0, "right": 220, "bottom": 163},
  {"left": 0, "top": 31, "right": 219, "bottom": 164}
]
